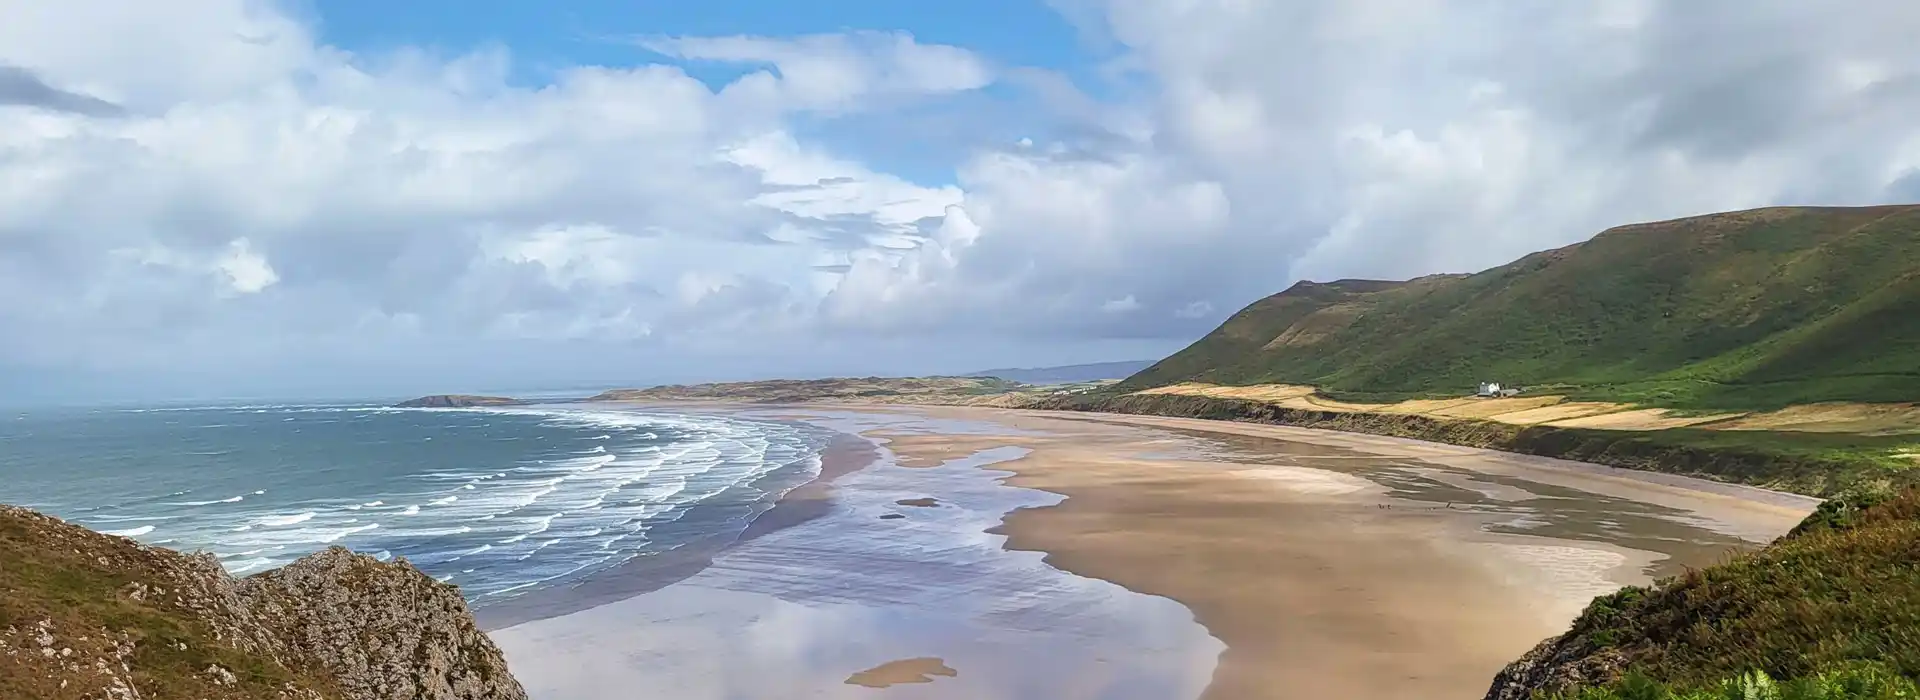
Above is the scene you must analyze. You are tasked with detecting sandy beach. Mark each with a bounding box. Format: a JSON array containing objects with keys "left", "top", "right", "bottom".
[{"left": 492, "top": 404, "right": 1818, "bottom": 700}]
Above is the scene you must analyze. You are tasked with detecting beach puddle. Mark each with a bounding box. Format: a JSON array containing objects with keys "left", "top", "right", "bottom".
[{"left": 494, "top": 410, "right": 1222, "bottom": 700}]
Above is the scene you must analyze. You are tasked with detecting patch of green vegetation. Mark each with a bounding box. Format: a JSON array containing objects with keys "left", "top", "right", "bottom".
[
  {"left": 1512, "top": 426, "right": 1919, "bottom": 495},
  {"left": 1048, "top": 392, "right": 1918, "bottom": 496},
  {"left": 1505, "top": 487, "right": 1920, "bottom": 698},
  {"left": 1547, "top": 665, "right": 1920, "bottom": 700},
  {"left": 0, "top": 509, "right": 326, "bottom": 699},
  {"left": 1123, "top": 205, "right": 1920, "bottom": 412}
]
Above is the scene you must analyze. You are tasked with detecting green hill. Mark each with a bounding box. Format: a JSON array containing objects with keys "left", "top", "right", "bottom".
[{"left": 1125, "top": 205, "right": 1920, "bottom": 411}]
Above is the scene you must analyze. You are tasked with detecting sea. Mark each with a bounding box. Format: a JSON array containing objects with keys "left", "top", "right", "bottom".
[{"left": 0, "top": 401, "right": 835, "bottom": 606}]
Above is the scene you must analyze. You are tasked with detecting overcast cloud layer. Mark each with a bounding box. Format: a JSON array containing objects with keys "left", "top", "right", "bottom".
[{"left": 4, "top": 0, "right": 1919, "bottom": 401}]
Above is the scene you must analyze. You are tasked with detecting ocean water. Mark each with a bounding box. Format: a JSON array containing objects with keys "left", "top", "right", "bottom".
[{"left": 0, "top": 402, "right": 833, "bottom": 604}]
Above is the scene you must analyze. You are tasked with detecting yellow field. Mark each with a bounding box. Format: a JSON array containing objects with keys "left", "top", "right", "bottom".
[{"left": 1130, "top": 383, "right": 1918, "bottom": 435}]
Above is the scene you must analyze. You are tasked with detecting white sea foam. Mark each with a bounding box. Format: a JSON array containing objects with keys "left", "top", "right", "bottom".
[
  {"left": 258, "top": 511, "right": 316, "bottom": 527},
  {"left": 86, "top": 514, "right": 176, "bottom": 523},
  {"left": 102, "top": 525, "right": 155, "bottom": 537},
  {"left": 226, "top": 557, "right": 275, "bottom": 574},
  {"left": 50, "top": 403, "right": 829, "bottom": 606},
  {"left": 318, "top": 523, "right": 379, "bottom": 543},
  {"left": 180, "top": 495, "right": 245, "bottom": 505},
  {"left": 401, "top": 525, "right": 475, "bottom": 537},
  {"left": 450, "top": 544, "right": 493, "bottom": 560}
]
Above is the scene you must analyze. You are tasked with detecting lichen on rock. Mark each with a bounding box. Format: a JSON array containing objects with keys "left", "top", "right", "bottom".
[{"left": 239, "top": 547, "right": 523, "bottom": 700}]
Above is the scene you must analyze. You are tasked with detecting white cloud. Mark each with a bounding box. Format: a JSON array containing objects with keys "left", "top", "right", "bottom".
[
  {"left": 0, "top": 1, "right": 994, "bottom": 389},
  {"left": 643, "top": 31, "right": 994, "bottom": 113},
  {"left": 820, "top": 0, "right": 1920, "bottom": 340},
  {"left": 724, "top": 131, "right": 964, "bottom": 248},
  {"left": 6, "top": 0, "right": 1920, "bottom": 397},
  {"left": 217, "top": 239, "right": 279, "bottom": 294}
]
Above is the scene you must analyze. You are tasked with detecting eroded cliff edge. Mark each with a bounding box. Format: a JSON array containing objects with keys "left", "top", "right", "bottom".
[{"left": 0, "top": 505, "right": 527, "bottom": 700}]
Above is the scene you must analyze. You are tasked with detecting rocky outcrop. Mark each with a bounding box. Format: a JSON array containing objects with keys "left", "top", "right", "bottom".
[
  {"left": 0, "top": 505, "right": 526, "bottom": 700},
  {"left": 239, "top": 548, "right": 519, "bottom": 700},
  {"left": 393, "top": 395, "right": 524, "bottom": 409},
  {"left": 1482, "top": 636, "right": 1629, "bottom": 700}
]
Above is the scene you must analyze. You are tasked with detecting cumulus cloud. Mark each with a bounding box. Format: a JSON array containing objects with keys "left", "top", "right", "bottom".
[
  {"left": 0, "top": 1, "right": 985, "bottom": 391},
  {"left": 0, "top": 64, "right": 125, "bottom": 116},
  {"left": 839, "top": 0, "right": 1920, "bottom": 340},
  {"left": 4, "top": 0, "right": 1919, "bottom": 397},
  {"left": 642, "top": 31, "right": 994, "bottom": 113}
]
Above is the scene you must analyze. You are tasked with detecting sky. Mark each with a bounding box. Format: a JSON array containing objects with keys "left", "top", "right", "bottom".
[{"left": 4, "top": 1, "right": 1920, "bottom": 403}]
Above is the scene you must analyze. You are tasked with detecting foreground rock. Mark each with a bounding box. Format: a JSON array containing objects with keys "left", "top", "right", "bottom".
[
  {"left": 393, "top": 395, "right": 525, "bottom": 408},
  {"left": 0, "top": 505, "right": 526, "bottom": 700}
]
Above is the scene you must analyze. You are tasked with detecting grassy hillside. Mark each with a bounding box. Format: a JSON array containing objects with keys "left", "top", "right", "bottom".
[
  {"left": 1484, "top": 485, "right": 1920, "bottom": 699},
  {"left": 1126, "top": 205, "right": 1920, "bottom": 411},
  {"left": 963, "top": 360, "right": 1154, "bottom": 385},
  {"left": 0, "top": 506, "right": 339, "bottom": 699}
]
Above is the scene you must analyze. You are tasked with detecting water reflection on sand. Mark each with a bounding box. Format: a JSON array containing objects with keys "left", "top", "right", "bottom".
[{"left": 493, "top": 413, "right": 1223, "bottom": 700}]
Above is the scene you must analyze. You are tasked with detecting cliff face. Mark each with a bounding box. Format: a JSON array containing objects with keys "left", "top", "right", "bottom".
[
  {"left": 0, "top": 505, "right": 527, "bottom": 700},
  {"left": 239, "top": 549, "right": 519, "bottom": 700}
]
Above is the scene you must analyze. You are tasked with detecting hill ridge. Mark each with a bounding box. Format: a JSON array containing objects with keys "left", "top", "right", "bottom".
[{"left": 1124, "top": 203, "right": 1920, "bottom": 411}]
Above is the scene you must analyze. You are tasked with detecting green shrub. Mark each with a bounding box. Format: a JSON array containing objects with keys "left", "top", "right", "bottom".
[{"left": 1546, "top": 665, "right": 1920, "bottom": 700}]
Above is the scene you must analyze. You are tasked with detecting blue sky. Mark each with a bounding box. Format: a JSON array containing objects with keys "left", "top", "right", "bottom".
[
  {"left": 303, "top": 0, "right": 1098, "bottom": 74},
  {"left": 301, "top": 0, "right": 1111, "bottom": 185}
]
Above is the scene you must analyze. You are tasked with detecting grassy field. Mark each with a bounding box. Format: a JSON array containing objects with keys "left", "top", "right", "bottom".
[
  {"left": 1123, "top": 205, "right": 1920, "bottom": 412},
  {"left": 1041, "top": 392, "right": 1918, "bottom": 497}
]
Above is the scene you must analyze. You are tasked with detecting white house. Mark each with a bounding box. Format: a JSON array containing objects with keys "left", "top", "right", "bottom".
[{"left": 1477, "top": 382, "right": 1502, "bottom": 397}]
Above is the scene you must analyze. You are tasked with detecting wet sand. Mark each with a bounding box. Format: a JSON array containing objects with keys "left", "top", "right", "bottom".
[
  {"left": 841, "top": 405, "right": 1815, "bottom": 700},
  {"left": 493, "top": 409, "right": 1221, "bottom": 700},
  {"left": 494, "top": 404, "right": 1817, "bottom": 700},
  {"left": 845, "top": 657, "right": 960, "bottom": 688}
]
